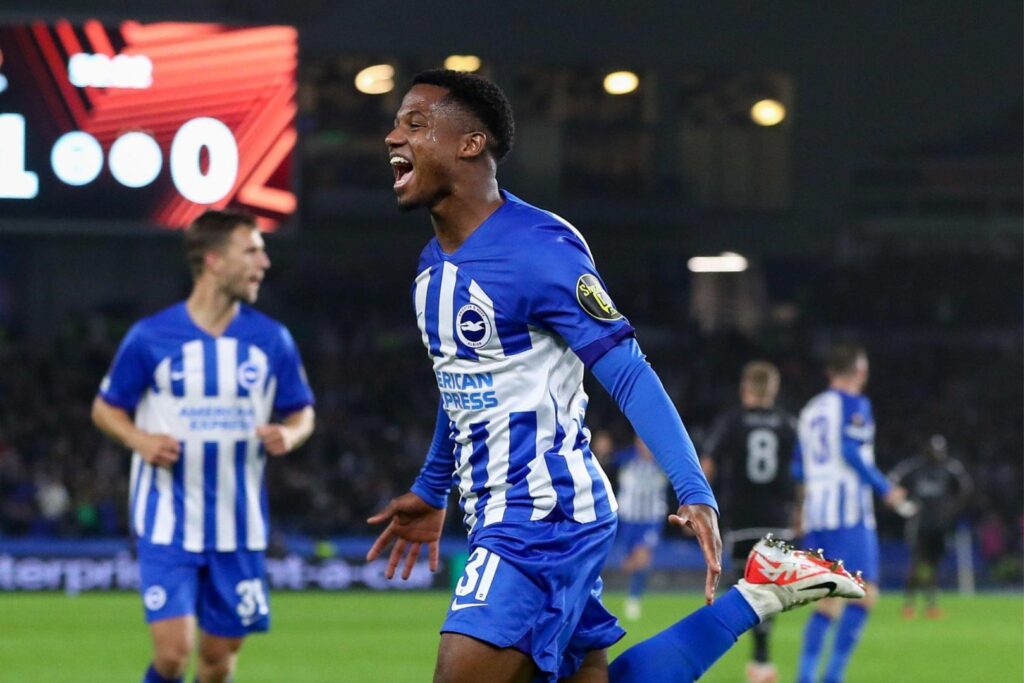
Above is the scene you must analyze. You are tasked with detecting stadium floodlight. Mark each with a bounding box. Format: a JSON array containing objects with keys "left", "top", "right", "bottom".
[
  {"left": 444, "top": 55, "right": 481, "bottom": 72},
  {"left": 603, "top": 70, "right": 639, "bottom": 95},
  {"left": 687, "top": 252, "right": 749, "bottom": 273},
  {"left": 750, "top": 99, "right": 786, "bottom": 126},
  {"left": 354, "top": 64, "right": 395, "bottom": 94}
]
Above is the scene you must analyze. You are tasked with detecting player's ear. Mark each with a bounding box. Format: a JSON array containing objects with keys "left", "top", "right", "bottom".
[
  {"left": 458, "top": 131, "right": 488, "bottom": 160},
  {"left": 203, "top": 248, "right": 222, "bottom": 275}
]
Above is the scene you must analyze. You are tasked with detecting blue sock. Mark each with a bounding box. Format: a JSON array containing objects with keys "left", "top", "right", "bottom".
[
  {"left": 823, "top": 605, "right": 868, "bottom": 683},
  {"left": 797, "top": 611, "right": 834, "bottom": 683},
  {"left": 609, "top": 587, "right": 759, "bottom": 683},
  {"left": 143, "top": 664, "right": 182, "bottom": 683},
  {"left": 628, "top": 570, "right": 648, "bottom": 598}
]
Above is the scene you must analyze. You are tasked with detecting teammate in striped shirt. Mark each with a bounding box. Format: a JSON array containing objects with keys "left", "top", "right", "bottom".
[
  {"left": 92, "top": 210, "right": 315, "bottom": 683},
  {"left": 365, "top": 70, "right": 865, "bottom": 683},
  {"left": 614, "top": 437, "right": 669, "bottom": 621},
  {"left": 792, "top": 344, "right": 906, "bottom": 683}
]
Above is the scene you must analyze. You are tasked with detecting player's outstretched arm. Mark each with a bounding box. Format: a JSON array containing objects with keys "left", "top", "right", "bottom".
[
  {"left": 256, "top": 405, "right": 315, "bottom": 456},
  {"left": 367, "top": 492, "right": 446, "bottom": 580},
  {"left": 91, "top": 396, "right": 180, "bottom": 467},
  {"left": 591, "top": 337, "right": 722, "bottom": 603}
]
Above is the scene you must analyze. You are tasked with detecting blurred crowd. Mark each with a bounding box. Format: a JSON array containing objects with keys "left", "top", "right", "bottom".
[{"left": 0, "top": 297, "right": 1020, "bottom": 583}]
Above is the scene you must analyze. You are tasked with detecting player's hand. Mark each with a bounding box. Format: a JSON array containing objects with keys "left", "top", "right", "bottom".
[
  {"left": 884, "top": 486, "right": 908, "bottom": 508},
  {"left": 135, "top": 433, "right": 180, "bottom": 467},
  {"left": 367, "top": 492, "right": 446, "bottom": 581},
  {"left": 256, "top": 424, "right": 294, "bottom": 456},
  {"left": 669, "top": 503, "right": 722, "bottom": 605}
]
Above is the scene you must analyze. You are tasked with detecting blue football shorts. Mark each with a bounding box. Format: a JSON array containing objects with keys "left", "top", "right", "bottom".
[
  {"left": 442, "top": 516, "right": 626, "bottom": 682},
  {"left": 137, "top": 540, "right": 270, "bottom": 637},
  {"left": 616, "top": 520, "right": 663, "bottom": 553},
  {"left": 802, "top": 525, "right": 880, "bottom": 584}
]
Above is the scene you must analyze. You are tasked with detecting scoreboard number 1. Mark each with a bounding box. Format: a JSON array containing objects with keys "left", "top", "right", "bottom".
[{"left": 0, "top": 113, "right": 239, "bottom": 204}]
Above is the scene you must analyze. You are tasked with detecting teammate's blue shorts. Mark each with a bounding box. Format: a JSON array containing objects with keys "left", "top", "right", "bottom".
[
  {"left": 442, "top": 516, "right": 625, "bottom": 682},
  {"left": 617, "top": 520, "right": 663, "bottom": 552},
  {"left": 137, "top": 540, "right": 270, "bottom": 637},
  {"left": 803, "top": 525, "right": 880, "bottom": 584}
]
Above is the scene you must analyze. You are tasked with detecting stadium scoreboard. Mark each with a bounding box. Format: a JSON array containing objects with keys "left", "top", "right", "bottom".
[{"left": 0, "top": 20, "right": 298, "bottom": 231}]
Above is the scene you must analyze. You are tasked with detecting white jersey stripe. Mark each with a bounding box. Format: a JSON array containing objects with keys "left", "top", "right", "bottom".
[
  {"left": 244, "top": 439, "right": 266, "bottom": 550},
  {"left": 183, "top": 439, "right": 205, "bottom": 552},
  {"left": 468, "top": 280, "right": 506, "bottom": 358},
  {"left": 151, "top": 467, "right": 175, "bottom": 544},
  {"left": 246, "top": 346, "right": 272, "bottom": 424},
  {"left": 524, "top": 332, "right": 558, "bottom": 521},
  {"left": 133, "top": 458, "right": 152, "bottom": 536},
  {"left": 595, "top": 464, "right": 618, "bottom": 513},
  {"left": 216, "top": 438, "right": 237, "bottom": 551},
  {"left": 216, "top": 338, "right": 238, "bottom": 400},
  {"left": 414, "top": 269, "right": 432, "bottom": 350},
  {"left": 183, "top": 340, "right": 204, "bottom": 397},
  {"left": 455, "top": 434, "right": 479, "bottom": 530},
  {"left": 561, "top": 420, "right": 597, "bottom": 523},
  {"left": 128, "top": 452, "right": 142, "bottom": 520},
  {"left": 437, "top": 262, "right": 459, "bottom": 356},
  {"left": 154, "top": 358, "right": 171, "bottom": 395}
]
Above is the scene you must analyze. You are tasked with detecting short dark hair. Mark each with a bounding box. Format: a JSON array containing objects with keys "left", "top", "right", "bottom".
[
  {"left": 412, "top": 69, "right": 515, "bottom": 162},
  {"left": 826, "top": 342, "right": 867, "bottom": 377},
  {"left": 184, "top": 209, "right": 256, "bottom": 278}
]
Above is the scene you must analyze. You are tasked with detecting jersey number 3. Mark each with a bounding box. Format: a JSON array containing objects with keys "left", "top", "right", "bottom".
[
  {"left": 455, "top": 548, "right": 501, "bottom": 601},
  {"left": 746, "top": 428, "right": 779, "bottom": 484}
]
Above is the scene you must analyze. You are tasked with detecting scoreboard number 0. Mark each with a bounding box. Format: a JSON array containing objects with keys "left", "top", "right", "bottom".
[{"left": 0, "top": 113, "right": 239, "bottom": 204}]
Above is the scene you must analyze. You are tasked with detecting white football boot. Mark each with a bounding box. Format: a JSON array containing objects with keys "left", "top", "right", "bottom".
[{"left": 735, "top": 534, "right": 866, "bottom": 621}]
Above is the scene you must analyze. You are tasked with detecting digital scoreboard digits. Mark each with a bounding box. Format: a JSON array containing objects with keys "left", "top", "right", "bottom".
[{"left": 0, "top": 20, "right": 298, "bottom": 230}]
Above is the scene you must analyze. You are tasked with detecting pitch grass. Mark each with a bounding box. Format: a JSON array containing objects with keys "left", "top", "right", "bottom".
[{"left": 1, "top": 592, "right": 1020, "bottom": 682}]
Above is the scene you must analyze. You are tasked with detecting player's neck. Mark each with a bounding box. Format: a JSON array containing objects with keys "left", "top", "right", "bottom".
[
  {"left": 429, "top": 179, "right": 503, "bottom": 253},
  {"left": 829, "top": 378, "right": 861, "bottom": 395},
  {"left": 186, "top": 282, "right": 240, "bottom": 337}
]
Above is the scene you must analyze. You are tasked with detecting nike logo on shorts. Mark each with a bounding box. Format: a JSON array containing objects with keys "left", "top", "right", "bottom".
[{"left": 450, "top": 599, "right": 487, "bottom": 612}]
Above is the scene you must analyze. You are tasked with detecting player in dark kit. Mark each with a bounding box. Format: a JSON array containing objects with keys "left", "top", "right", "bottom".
[
  {"left": 366, "top": 69, "right": 866, "bottom": 683},
  {"left": 889, "top": 434, "right": 972, "bottom": 618},
  {"left": 701, "top": 361, "right": 797, "bottom": 683}
]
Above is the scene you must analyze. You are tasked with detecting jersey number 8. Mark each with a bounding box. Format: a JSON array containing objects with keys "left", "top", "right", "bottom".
[{"left": 746, "top": 428, "right": 779, "bottom": 484}]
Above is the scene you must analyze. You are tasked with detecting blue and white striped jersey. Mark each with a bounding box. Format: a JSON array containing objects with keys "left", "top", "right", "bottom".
[
  {"left": 99, "top": 302, "right": 314, "bottom": 553},
  {"left": 614, "top": 447, "right": 668, "bottom": 524},
  {"left": 795, "top": 389, "right": 877, "bottom": 532},
  {"left": 414, "top": 191, "right": 633, "bottom": 534}
]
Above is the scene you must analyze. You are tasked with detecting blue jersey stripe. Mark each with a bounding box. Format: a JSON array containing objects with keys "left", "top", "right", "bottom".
[
  {"left": 257, "top": 452, "right": 270, "bottom": 542},
  {"left": 424, "top": 267, "right": 443, "bottom": 356},
  {"left": 171, "top": 456, "right": 185, "bottom": 547},
  {"left": 202, "top": 341, "right": 218, "bottom": 396},
  {"left": 203, "top": 441, "right": 218, "bottom": 546},
  {"left": 583, "top": 450, "right": 611, "bottom": 518},
  {"left": 170, "top": 353, "right": 185, "bottom": 397},
  {"left": 142, "top": 467, "right": 159, "bottom": 539},
  {"left": 234, "top": 440, "right": 249, "bottom": 546},
  {"left": 544, "top": 403, "right": 575, "bottom": 522},
  {"left": 236, "top": 342, "right": 251, "bottom": 398},
  {"left": 502, "top": 410, "right": 541, "bottom": 523},
  {"left": 493, "top": 310, "right": 532, "bottom": 356},
  {"left": 466, "top": 422, "right": 491, "bottom": 522}
]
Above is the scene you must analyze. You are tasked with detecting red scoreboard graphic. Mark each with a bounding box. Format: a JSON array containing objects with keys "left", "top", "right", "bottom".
[{"left": 0, "top": 20, "right": 297, "bottom": 230}]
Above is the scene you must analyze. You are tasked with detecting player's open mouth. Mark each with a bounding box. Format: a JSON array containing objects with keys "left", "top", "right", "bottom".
[{"left": 390, "top": 154, "right": 414, "bottom": 189}]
